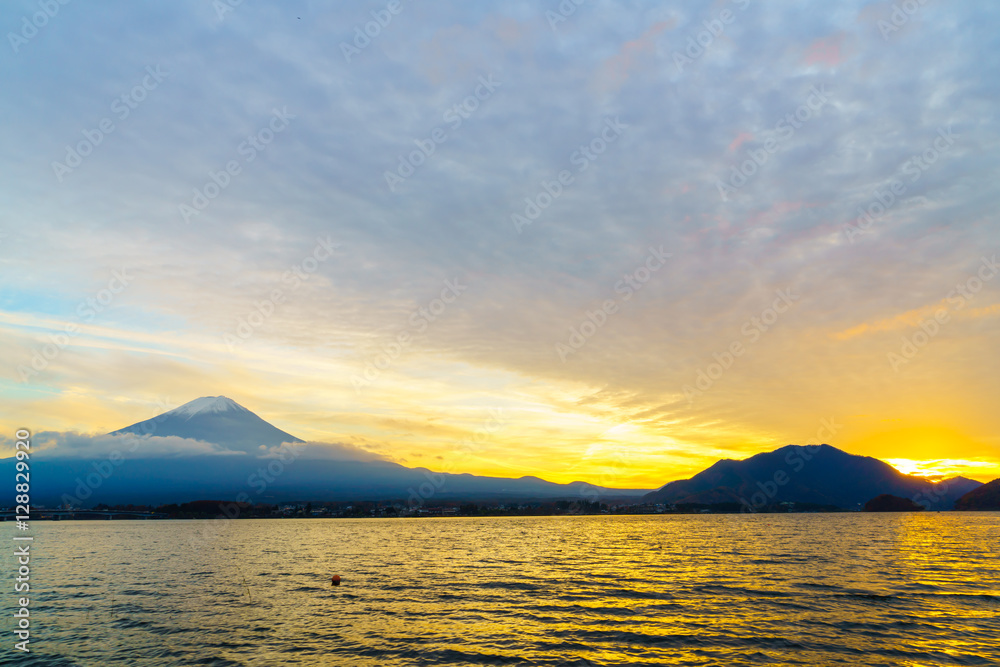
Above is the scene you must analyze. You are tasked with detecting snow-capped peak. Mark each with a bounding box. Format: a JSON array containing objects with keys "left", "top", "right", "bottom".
[
  {"left": 108, "top": 395, "right": 303, "bottom": 449},
  {"left": 166, "top": 396, "right": 249, "bottom": 420}
]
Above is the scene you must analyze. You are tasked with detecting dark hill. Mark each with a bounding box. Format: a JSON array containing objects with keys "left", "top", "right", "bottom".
[
  {"left": 864, "top": 494, "right": 925, "bottom": 512},
  {"left": 953, "top": 478, "right": 1000, "bottom": 510},
  {"left": 643, "top": 444, "right": 980, "bottom": 511}
]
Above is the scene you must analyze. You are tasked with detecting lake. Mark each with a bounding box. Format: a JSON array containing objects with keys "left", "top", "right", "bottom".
[{"left": 2, "top": 513, "right": 998, "bottom": 666}]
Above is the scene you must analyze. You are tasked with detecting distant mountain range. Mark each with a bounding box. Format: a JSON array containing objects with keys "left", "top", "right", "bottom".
[
  {"left": 16, "top": 458, "right": 651, "bottom": 507},
  {"left": 12, "top": 397, "right": 645, "bottom": 506},
  {"left": 4, "top": 397, "right": 994, "bottom": 510},
  {"left": 643, "top": 444, "right": 983, "bottom": 510}
]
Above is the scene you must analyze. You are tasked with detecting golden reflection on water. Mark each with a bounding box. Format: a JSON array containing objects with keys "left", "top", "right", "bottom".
[{"left": 3, "top": 513, "right": 999, "bottom": 666}]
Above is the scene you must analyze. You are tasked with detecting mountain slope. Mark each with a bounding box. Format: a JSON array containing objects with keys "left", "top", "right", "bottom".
[
  {"left": 3, "top": 396, "right": 645, "bottom": 506},
  {"left": 8, "top": 457, "right": 647, "bottom": 506},
  {"left": 643, "top": 444, "right": 980, "bottom": 510},
  {"left": 953, "top": 478, "right": 1000, "bottom": 510},
  {"left": 936, "top": 477, "right": 985, "bottom": 504},
  {"left": 109, "top": 396, "right": 303, "bottom": 452}
]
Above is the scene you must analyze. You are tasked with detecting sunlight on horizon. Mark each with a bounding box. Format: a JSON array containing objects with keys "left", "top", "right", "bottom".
[{"left": 885, "top": 458, "right": 999, "bottom": 483}]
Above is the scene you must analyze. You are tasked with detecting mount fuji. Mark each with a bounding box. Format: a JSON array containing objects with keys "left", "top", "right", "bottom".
[
  {"left": 9, "top": 396, "right": 648, "bottom": 506},
  {"left": 109, "top": 396, "right": 303, "bottom": 453}
]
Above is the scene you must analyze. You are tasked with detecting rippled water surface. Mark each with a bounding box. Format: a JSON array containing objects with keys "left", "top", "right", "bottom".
[{"left": 2, "top": 514, "right": 999, "bottom": 666}]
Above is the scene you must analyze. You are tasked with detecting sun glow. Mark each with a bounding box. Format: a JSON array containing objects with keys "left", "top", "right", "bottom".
[{"left": 884, "top": 458, "right": 997, "bottom": 482}]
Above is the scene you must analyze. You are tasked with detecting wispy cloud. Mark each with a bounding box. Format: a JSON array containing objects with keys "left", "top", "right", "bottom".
[{"left": 2, "top": 0, "right": 999, "bottom": 485}]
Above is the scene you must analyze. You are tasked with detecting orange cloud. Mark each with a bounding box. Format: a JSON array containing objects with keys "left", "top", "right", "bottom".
[
  {"left": 659, "top": 182, "right": 693, "bottom": 196},
  {"left": 494, "top": 16, "right": 531, "bottom": 45},
  {"left": 832, "top": 301, "right": 947, "bottom": 340},
  {"left": 832, "top": 299, "right": 1000, "bottom": 341},
  {"left": 595, "top": 20, "right": 671, "bottom": 93},
  {"left": 728, "top": 132, "right": 754, "bottom": 152},
  {"left": 966, "top": 302, "right": 1000, "bottom": 319},
  {"left": 744, "top": 200, "right": 813, "bottom": 229},
  {"left": 804, "top": 32, "right": 846, "bottom": 67}
]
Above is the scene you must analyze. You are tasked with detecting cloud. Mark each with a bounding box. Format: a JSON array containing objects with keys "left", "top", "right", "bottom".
[
  {"left": 258, "top": 440, "right": 389, "bottom": 462},
  {"left": 20, "top": 432, "right": 230, "bottom": 459},
  {"left": 728, "top": 132, "right": 755, "bottom": 152},
  {"left": 1, "top": 431, "right": 388, "bottom": 463},
  {"left": 593, "top": 20, "right": 671, "bottom": 94},
  {"left": 804, "top": 32, "right": 847, "bottom": 67},
  {"left": 1, "top": 0, "right": 999, "bottom": 485}
]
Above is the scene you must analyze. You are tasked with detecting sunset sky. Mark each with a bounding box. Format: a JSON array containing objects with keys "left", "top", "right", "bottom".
[{"left": 1, "top": 0, "right": 998, "bottom": 488}]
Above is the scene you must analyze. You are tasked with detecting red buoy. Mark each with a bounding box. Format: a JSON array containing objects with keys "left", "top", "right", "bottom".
[{"left": 331, "top": 574, "right": 341, "bottom": 586}]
